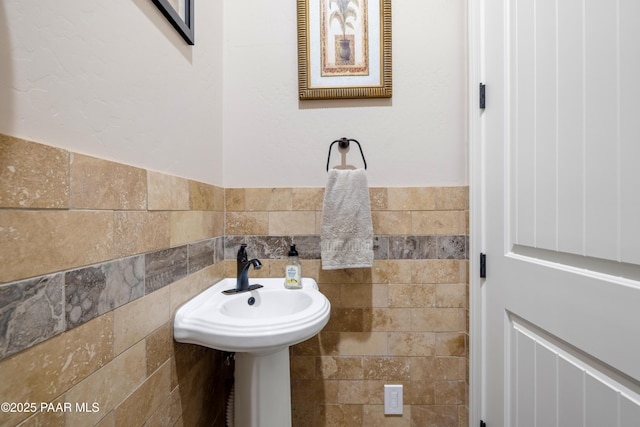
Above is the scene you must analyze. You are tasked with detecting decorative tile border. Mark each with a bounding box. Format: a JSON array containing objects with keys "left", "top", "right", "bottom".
[
  {"left": 0, "top": 236, "right": 224, "bottom": 361},
  {"left": 224, "top": 235, "right": 469, "bottom": 261},
  {"left": 0, "top": 232, "right": 467, "bottom": 361}
]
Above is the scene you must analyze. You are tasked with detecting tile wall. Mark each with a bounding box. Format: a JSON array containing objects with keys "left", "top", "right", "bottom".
[
  {"left": 225, "top": 187, "right": 469, "bottom": 426},
  {"left": 1, "top": 134, "right": 469, "bottom": 427},
  {"left": 0, "top": 134, "right": 230, "bottom": 426}
]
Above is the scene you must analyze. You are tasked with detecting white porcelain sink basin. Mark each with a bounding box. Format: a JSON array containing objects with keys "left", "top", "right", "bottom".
[
  {"left": 174, "top": 276, "right": 331, "bottom": 426},
  {"left": 173, "top": 277, "right": 331, "bottom": 353}
]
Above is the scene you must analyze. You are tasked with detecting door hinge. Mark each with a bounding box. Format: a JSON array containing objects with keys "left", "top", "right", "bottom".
[
  {"left": 480, "top": 253, "right": 486, "bottom": 278},
  {"left": 479, "top": 83, "right": 486, "bottom": 109},
  {"left": 480, "top": 421, "right": 487, "bottom": 427}
]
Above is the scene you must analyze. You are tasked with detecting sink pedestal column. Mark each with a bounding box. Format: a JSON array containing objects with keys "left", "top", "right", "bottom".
[{"left": 234, "top": 347, "right": 292, "bottom": 427}]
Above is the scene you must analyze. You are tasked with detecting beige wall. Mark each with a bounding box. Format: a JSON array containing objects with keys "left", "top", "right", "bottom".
[
  {"left": 222, "top": 0, "right": 468, "bottom": 188},
  {"left": 0, "top": 0, "right": 224, "bottom": 186},
  {"left": 1, "top": 1, "right": 466, "bottom": 190}
]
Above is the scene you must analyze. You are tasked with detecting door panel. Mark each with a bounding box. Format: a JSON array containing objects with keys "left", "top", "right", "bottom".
[
  {"left": 508, "top": 314, "right": 640, "bottom": 427},
  {"left": 556, "top": 0, "right": 585, "bottom": 256},
  {"left": 583, "top": 0, "right": 618, "bottom": 261},
  {"left": 620, "top": 0, "right": 640, "bottom": 265},
  {"left": 511, "top": 0, "right": 636, "bottom": 260},
  {"left": 557, "top": 357, "right": 584, "bottom": 427},
  {"left": 479, "top": 0, "right": 640, "bottom": 425},
  {"left": 532, "top": 0, "right": 556, "bottom": 252}
]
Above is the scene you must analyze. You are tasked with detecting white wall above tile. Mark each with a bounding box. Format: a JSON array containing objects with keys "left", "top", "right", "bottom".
[
  {"left": 222, "top": 0, "right": 468, "bottom": 188},
  {"left": 0, "top": 1, "right": 467, "bottom": 188},
  {"left": 0, "top": 0, "right": 224, "bottom": 186}
]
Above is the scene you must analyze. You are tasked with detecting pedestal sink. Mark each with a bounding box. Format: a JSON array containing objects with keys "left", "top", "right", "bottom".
[{"left": 173, "top": 277, "right": 331, "bottom": 427}]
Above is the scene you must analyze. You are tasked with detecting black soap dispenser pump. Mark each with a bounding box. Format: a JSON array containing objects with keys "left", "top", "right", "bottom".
[{"left": 284, "top": 244, "right": 302, "bottom": 289}]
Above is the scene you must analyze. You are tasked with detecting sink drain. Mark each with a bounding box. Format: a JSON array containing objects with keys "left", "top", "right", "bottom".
[{"left": 247, "top": 296, "right": 256, "bottom": 306}]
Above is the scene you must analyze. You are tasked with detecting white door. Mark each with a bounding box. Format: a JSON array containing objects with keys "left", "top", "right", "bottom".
[{"left": 472, "top": 0, "right": 640, "bottom": 425}]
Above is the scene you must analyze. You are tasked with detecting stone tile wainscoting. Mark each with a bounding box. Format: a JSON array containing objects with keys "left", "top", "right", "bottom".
[
  {"left": 225, "top": 187, "right": 469, "bottom": 426},
  {"left": 0, "top": 134, "right": 229, "bottom": 426},
  {"left": 1, "top": 134, "right": 469, "bottom": 427}
]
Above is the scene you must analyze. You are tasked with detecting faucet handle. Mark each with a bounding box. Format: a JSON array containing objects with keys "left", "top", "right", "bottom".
[{"left": 237, "top": 244, "right": 248, "bottom": 262}]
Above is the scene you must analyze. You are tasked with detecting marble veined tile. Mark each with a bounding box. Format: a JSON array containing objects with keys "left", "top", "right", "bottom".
[
  {"left": 0, "top": 274, "right": 65, "bottom": 360},
  {"left": 188, "top": 239, "right": 215, "bottom": 274},
  {"left": 65, "top": 256, "right": 144, "bottom": 329},
  {"left": 224, "top": 235, "right": 293, "bottom": 260},
  {"left": 389, "top": 235, "right": 436, "bottom": 260},
  {"left": 145, "top": 246, "right": 188, "bottom": 294},
  {"left": 213, "top": 236, "right": 225, "bottom": 264},
  {"left": 436, "top": 235, "right": 467, "bottom": 259}
]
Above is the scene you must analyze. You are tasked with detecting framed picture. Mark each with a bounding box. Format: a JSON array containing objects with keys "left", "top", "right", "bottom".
[
  {"left": 152, "top": 0, "right": 194, "bottom": 45},
  {"left": 297, "top": 0, "right": 392, "bottom": 100}
]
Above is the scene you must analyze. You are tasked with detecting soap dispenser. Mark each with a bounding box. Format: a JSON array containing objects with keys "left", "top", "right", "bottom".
[{"left": 284, "top": 244, "right": 302, "bottom": 289}]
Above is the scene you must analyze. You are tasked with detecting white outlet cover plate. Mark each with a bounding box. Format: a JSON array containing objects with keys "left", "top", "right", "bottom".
[{"left": 384, "top": 384, "right": 403, "bottom": 415}]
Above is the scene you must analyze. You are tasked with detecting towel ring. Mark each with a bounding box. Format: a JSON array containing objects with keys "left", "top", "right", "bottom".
[{"left": 326, "top": 137, "right": 368, "bottom": 171}]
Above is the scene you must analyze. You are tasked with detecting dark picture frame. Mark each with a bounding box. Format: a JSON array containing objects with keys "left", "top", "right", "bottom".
[{"left": 152, "top": 0, "right": 194, "bottom": 45}]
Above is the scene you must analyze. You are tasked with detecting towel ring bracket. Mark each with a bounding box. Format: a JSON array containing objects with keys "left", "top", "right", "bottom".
[{"left": 326, "top": 137, "right": 367, "bottom": 171}]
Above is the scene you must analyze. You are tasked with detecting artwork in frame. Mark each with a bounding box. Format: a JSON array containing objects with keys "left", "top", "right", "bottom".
[
  {"left": 297, "top": 0, "right": 392, "bottom": 100},
  {"left": 152, "top": 0, "right": 194, "bottom": 45}
]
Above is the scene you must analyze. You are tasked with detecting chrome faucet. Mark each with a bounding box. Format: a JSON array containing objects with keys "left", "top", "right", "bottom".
[{"left": 233, "top": 244, "right": 263, "bottom": 293}]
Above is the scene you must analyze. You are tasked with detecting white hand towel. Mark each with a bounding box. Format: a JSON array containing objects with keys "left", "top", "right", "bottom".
[{"left": 321, "top": 168, "right": 374, "bottom": 270}]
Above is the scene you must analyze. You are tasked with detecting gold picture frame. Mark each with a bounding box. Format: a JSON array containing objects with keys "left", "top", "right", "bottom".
[{"left": 297, "top": 0, "right": 392, "bottom": 100}]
